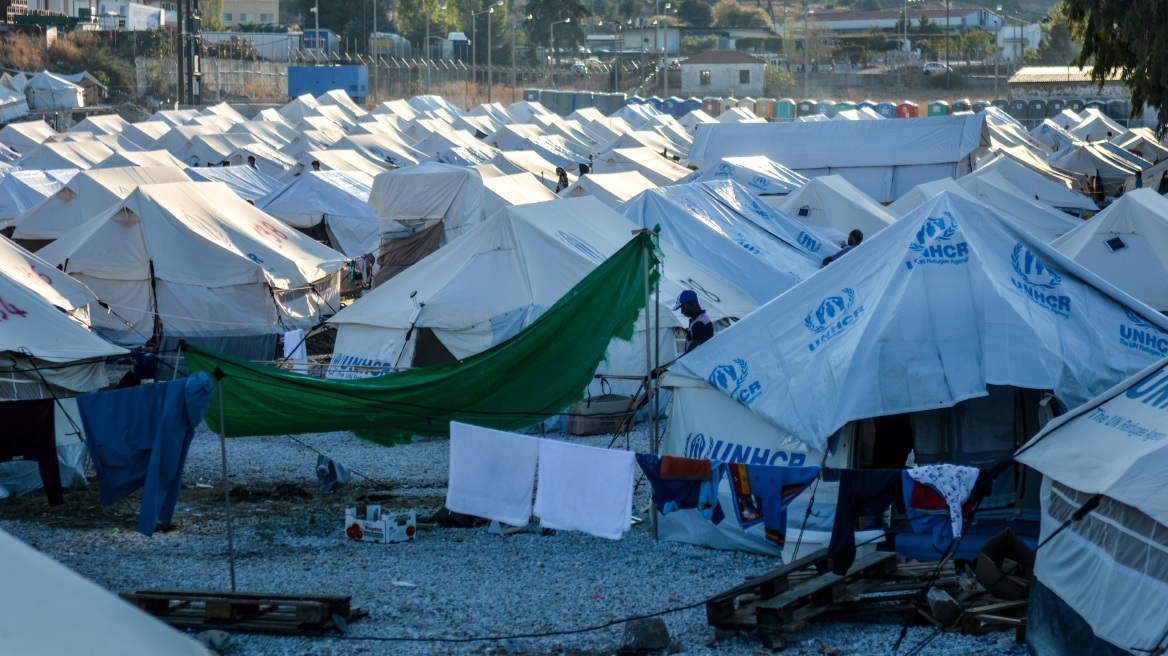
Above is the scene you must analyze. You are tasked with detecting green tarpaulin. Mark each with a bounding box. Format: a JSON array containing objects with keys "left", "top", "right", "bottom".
[{"left": 185, "top": 232, "right": 662, "bottom": 445}]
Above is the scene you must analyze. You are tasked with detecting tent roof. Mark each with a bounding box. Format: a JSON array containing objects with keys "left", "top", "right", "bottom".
[
  {"left": 186, "top": 164, "right": 283, "bottom": 201},
  {"left": 15, "top": 140, "right": 114, "bottom": 170},
  {"left": 369, "top": 162, "right": 484, "bottom": 239},
  {"left": 0, "top": 120, "right": 56, "bottom": 152},
  {"left": 558, "top": 171, "right": 658, "bottom": 208},
  {"left": 773, "top": 174, "right": 896, "bottom": 239},
  {"left": 958, "top": 172, "right": 1080, "bottom": 242},
  {"left": 0, "top": 233, "right": 94, "bottom": 310},
  {"left": 684, "top": 155, "right": 808, "bottom": 195},
  {"left": 257, "top": 170, "right": 378, "bottom": 257},
  {"left": 974, "top": 153, "right": 1098, "bottom": 213},
  {"left": 670, "top": 191, "right": 1168, "bottom": 452},
  {"left": 94, "top": 149, "right": 187, "bottom": 169},
  {"left": 0, "top": 168, "right": 76, "bottom": 224},
  {"left": 591, "top": 147, "right": 692, "bottom": 186},
  {"left": 481, "top": 172, "right": 559, "bottom": 217},
  {"left": 885, "top": 177, "right": 976, "bottom": 217},
  {"left": 1051, "top": 189, "right": 1168, "bottom": 311}
]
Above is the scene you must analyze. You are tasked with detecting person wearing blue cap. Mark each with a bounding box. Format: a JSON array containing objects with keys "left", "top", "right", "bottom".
[{"left": 675, "top": 289, "right": 713, "bottom": 354}]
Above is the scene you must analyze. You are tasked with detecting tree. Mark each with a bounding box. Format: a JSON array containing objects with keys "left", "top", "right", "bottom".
[
  {"left": 396, "top": 0, "right": 464, "bottom": 52},
  {"left": 1063, "top": 0, "right": 1166, "bottom": 132},
  {"left": 680, "top": 34, "right": 718, "bottom": 54},
  {"left": 523, "top": 0, "right": 588, "bottom": 64},
  {"left": 711, "top": 0, "right": 770, "bottom": 28},
  {"left": 677, "top": 0, "right": 713, "bottom": 27},
  {"left": 960, "top": 27, "right": 995, "bottom": 61},
  {"left": 1029, "top": 2, "right": 1080, "bottom": 66},
  {"left": 203, "top": 0, "right": 226, "bottom": 31},
  {"left": 297, "top": 0, "right": 394, "bottom": 52},
  {"left": 764, "top": 63, "right": 795, "bottom": 96}
]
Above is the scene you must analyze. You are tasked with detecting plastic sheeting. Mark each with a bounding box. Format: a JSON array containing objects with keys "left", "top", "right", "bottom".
[{"left": 671, "top": 191, "right": 1168, "bottom": 453}]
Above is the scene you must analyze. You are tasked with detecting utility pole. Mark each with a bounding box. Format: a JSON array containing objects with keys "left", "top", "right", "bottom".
[{"left": 487, "top": 2, "right": 500, "bottom": 103}]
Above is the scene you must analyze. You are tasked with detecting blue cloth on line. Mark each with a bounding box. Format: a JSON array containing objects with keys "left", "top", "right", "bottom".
[
  {"left": 635, "top": 453, "right": 726, "bottom": 525},
  {"left": 76, "top": 373, "right": 213, "bottom": 536},
  {"left": 901, "top": 470, "right": 956, "bottom": 547},
  {"left": 728, "top": 463, "right": 820, "bottom": 548}
]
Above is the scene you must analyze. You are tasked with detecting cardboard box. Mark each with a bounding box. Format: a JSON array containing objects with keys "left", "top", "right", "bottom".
[
  {"left": 568, "top": 394, "right": 633, "bottom": 436},
  {"left": 345, "top": 506, "right": 416, "bottom": 544},
  {"left": 975, "top": 528, "right": 1034, "bottom": 600}
]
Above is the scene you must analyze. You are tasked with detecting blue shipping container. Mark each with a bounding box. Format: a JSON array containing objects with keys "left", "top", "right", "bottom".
[{"left": 288, "top": 65, "right": 369, "bottom": 101}]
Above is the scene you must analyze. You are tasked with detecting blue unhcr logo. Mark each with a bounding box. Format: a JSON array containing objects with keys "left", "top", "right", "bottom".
[
  {"left": 1009, "top": 244, "right": 1070, "bottom": 318},
  {"left": 796, "top": 231, "right": 822, "bottom": 253},
  {"left": 747, "top": 175, "right": 770, "bottom": 192},
  {"left": 714, "top": 162, "right": 736, "bottom": 178},
  {"left": 735, "top": 233, "right": 762, "bottom": 255},
  {"left": 556, "top": 229, "right": 606, "bottom": 264},
  {"left": 684, "top": 432, "right": 807, "bottom": 466},
  {"left": 804, "top": 288, "right": 865, "bottom": 352},
  {"left": 708, "top": 358, "right": 763, "bottom": 406},
  {"left": 1120, "top": 308, "right": 1168, "bottom": 357},
  {"left": 905, "top": 212, "right": 969, "bottom": 270}
]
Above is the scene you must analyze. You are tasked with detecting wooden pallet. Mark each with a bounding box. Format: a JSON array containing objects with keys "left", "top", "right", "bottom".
[
  {"left": 120, "top": 589, "right": 367, "bottom": 636},
  {"left": 706, "top": 550, "right": 1026, "bottom": 641}
]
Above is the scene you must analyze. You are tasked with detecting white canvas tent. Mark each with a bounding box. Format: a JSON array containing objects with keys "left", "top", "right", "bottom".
[
  {"left": 885, "top": 177, "right": 977, "bottom": 218},
  {"left": 659, "top": 191, "right": 1168, "bottom": 554},
  {"left": 37, "top": 181, "right": 346, "bottom": 357},
  {"left": 257, "top": 170, "right": 380, "bottom": 257},
  {"left": 0, "top": 233, "right": 95, "bottom": 312},
  {"left": 958, "top": 172, "right": 1080, "bottom": 243},
  {"left": 369, "top": 162, "right": 484, "bottom": 243},
  {"left": 1069, "top": 109, "right": 1127, "bottom": 142},
  {"left": 24, "top": 72, "right": 84, "bottom": 109},
  {"left": 480, "top": 172, "right": 559, "bottom": 217},
  {"left": 682, "top": 155, "right": 809, "bottom": 197},
  {"left": 0, "top": 120, "right": 56, "bottom": 153},
  {"left": 327, "top": 196, "right": 756, "bottom": 399},
  {"left": 185, "top": 164, "right": 283, "bottom": 201},
  {"left": 558, "top": 171, "right": 658, "bottom": 208},
  {"left": 1051, "top": 188, "right": 1168, "bottom": 311},
  {"left": 688, "top": 113, "right": 991, "bottom": 202},
  {"left": 0, "top": 526, "right": 213, "bottom": 655},
  {"left": 0, "top": 83, "right": 29, "bottom": 123},
  {"left": 14, "top": 140, "right": 114, "bottom": 171},
  {"left": 773, "top": 174, "right": 896, "bottom": 241},
  {"left": 1016, "top": 357, "right": 1168, "bottom": 656},
  {"left": 0, "top": 168, "right": 76, "bottom": 226},
  {"left": 94, "top": 149, "right": 188, "bottom": 169},
  {"left": 618, "top": 181, "right": 821, "bottom": 304},
  {"left": 590, "top": 147, "right": 692, "bottom": 186},
  {"left": 973, "top": 153, "right": 1099, "bottom": 215},
  {"left": 10, "top": 166, "right": 193, "bottom": 250}
]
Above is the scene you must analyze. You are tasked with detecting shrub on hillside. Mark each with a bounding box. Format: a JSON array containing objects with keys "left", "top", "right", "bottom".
[{"left": 0, "top": 34, "right": 47, "bottom": 72}]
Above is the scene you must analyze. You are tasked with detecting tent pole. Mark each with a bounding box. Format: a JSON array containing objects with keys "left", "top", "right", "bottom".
[
  {"left": 215, "top": 375, "right": 238, "bottom": 592},
  {"left": 641, "top": 240, "right": 657, "bottom": 540}
]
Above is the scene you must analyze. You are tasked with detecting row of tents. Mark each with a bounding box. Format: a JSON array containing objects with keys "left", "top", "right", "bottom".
[{"left": 2, "top": 90, "right": 1168, "bottom": 655}]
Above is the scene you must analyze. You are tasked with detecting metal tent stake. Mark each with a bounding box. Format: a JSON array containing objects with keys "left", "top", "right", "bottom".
[{"left": 215, "top": 372, "right": 237, "bottom": 592}]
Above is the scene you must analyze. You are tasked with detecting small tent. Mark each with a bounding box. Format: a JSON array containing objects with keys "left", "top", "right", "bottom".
[
  {"left": 773, "top": 174, "right": 896, "bottom": 242},
  {"left": 24, "top": 72, "right": 84, "bottom": 109},
  {"left": 0, "top": 169, "right": 76, "bottom": 226},
  {"left": 958, "top": 172, "right": 1080, "bottom": 242},
  {"left": 973, "top": 153, "right": 1098, "bottom": 216},
  {"left": 186, "top": 164, "right": 283, "bottom": 202},
  {"left": 0, "top": 120, "right": 56, "bottom": 153},
  {"left": 14, "top": 141, "right": 114, "bottom": 171},
  {"left": 683, "top": 155, "right": 808, "bottom": 197},
  {"left": 257, "top": 170, "right": 380, "bottom": 257},
  {"left": 590, "top": 147, "right": 693, "bottom": 186},
  {"left": 481, "top": 172, "right": 559, "bottom": 217}
]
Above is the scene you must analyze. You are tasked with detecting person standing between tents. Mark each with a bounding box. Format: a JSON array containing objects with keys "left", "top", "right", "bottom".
[
  {"left": 554, "top": 167, "right": 570, "bottom": 193},
  {"left": 822, "top": 229, "right": 863, "bottom": 266},
  {"left": 676, "top": 290, "right": 713, "bottom": 354},
  {"left": 1158, "top": 171, "right": 1168, "bottom": 195}
]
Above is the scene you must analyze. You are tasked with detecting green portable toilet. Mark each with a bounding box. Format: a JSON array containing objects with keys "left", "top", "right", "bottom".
[
  {"left": 775, "top": 98, "right": 796, "bottom": 121},
  {"left": 927, "top": 100, "right": 950, "bottom": 117}
]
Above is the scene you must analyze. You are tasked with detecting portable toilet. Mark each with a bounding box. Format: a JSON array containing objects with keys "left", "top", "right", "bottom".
[
  {"left": 895, "top": 101, "right": 919, "bottom": 118},
  {"left": 1067, "top": 98, "right": 1086, "bottom": 113},
  {"left": 926, "top": 100, "right": 950, "bottom": 117},
  {"left": 834, "top": 101, "right": 856, "bottom": 115},
  {"left": 815, "top": 99, "right": 835, "bottom": 117},
  {"left": 592, "top": 93, "right": 612, "bottom": 115},
  {"left": 1046, "top": 98, "right": 1066, "bottom": 117},
  {"left": 1106, "top": 99, "right": 1127, "bottom": 121},
  {"left": 575, "top": 91, "right": 595, "bottom": 110},
  {"left": 1007, "top": 99, "right": 1027, "bottom": 120},
  {"left": 875, "top": 101, "right": 896, "bottom": 119},
  {"left": 719, "top": 97, "right": 739, "bottom": 114},
  {"left": 796, "top": 99, "right": 816, "bottom": 117},
  {"left": 857, "top": 100, "right": 876, "bottom": 113},
  {"left": 951, "top": 98, "right": 971, "bottom": 113},
  {"left": 523, "top": 88, "right": 542, "bottom": 102},
  {"left": 681, "top": 97, "right": 701, "bottom": 116},
  {"left": 991, "top": 98, "right": 1009, "bottom": 112},
  {"left": 776, "top": 98, "right": 797, "bottom": 121},
  {"left": 662, "top": 97, "right": 681, "bottom": 117},
  {"left": 555, "top": 91, "right": 575, "bottom": 116},
  {"left": 626, "top": 95, "right": 644, "bottom": 105},
  {"left": 642, "top": 96, "right": 661, "bottom": 112},
  {"left": 972, "top": 100, "right": 989, "bottom": 113},
  {"left": 702, "top": 96, "right": 721, "bottom": 116},
  {"left": 755, "top": 98, "right": 776, "bottom": 120},
  {"left": 1027, "top": 99, "right": 1047, "bottom": 123},
  {"left": 608, "top": 93, "right": 628, "bottom": 113},
  {"left": 541, "top": 90, "right": 560, "bottom": 113}
]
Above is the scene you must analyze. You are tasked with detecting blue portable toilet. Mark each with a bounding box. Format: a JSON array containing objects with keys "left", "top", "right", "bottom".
[
  {"left": 626, "top": 95, "right": 644, "bottom": 106},
  {"left": 1046, "top": 98, "right": 1066, "bottom": 117},
  {"left": 540, "top": 90, "right": 560, "bottom": 113},
  {"left": 575, "top": 91, "right": 595, "bottom": 109},
  {"left": 1067, "top": 98, "right": 1086, "bottom": 113},
  {"left": 1027, "top": 99, "right": 1047, "bottom": 123},
  {"left": 1085, "top": 99, "right": 1106, "bottom": 115},
  {"left": 681, "top": 97, "right": 701, "bottom": 116},
  {"left": 1008, "top": 99, "right": 1027, "bottom": 120},
  {"left": 646, "top": 96, "right": 663, "bottom": 111},
  {"left": 523, "top": 88, "right": 541, "bottom": 102},
  {"left": 662, "top": 97, "right": 682, "bottom": 117},
  {"left": 857, "top": 100, "right": 876, "bottom": 113},
  {"left": 991, "top": 98, "right": 1009, "bottom": 113},
  {"left": 951, "top": 98, "right": 971, "bottom": 113},
  {"left": 1106, "top": 99, "right": 1127, "bottom": 121},
  {"left": 875, "top": 101, "right": 895, "bottom": 119},
  {"left": 972, "top": 100, "right": 989, "bottom": 113},
  {"left": 796, "top": 99, "right": 816, "bottom": 117},
  {"left": 555, "top": 92, "right": 575, "bottom": 116},
  {"left": 607, "top": 93, "right": 628, "bottom": 114},
  {"left": 816, "top": 99, "right": 835, "bottom": 117}
]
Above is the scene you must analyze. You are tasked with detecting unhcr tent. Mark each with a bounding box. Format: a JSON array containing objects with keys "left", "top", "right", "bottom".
[
  {"left": 558, "top": 171, "right": 658, "bottom": 208},
  {"left": 590, "top": 147, "right": 692, "bottom": 186},
  {"left": 94, "top": 149, "right": 188, "bottom": 169},
  {"left": 1046, "top": 142, "right": 1140, "bottom": 195},
  {"left": 369, "top": 162, "right": 485, "bottom": 284},
  {"left": 1029, "top": 120, "right": 1077, "bottom": 152},
  {"left": 121, "top": 121, "right": 172, "bottom": 148},
  {"left": 0, "top": 83, "right": 29, "bottom": 123},
  {"left": 329, "top": 133, "right": 424, "bottom": 168},
  {"left": 14, "top": 140, "right": 114, "bottom": 171},
  {"left": 0, "top": 168, "right": 76, "bottom": 226},
  {"left": 11, "top": 166, "right": 192, "bottom": 250},
  {"left": 660, "top": 191, "right": 1168, "bottom": 555},
  {"left": 0, "top": 527, "right": 212, "bottom": 655},
  {"left": 328, "top": 196, "right": 756, "bottom": 400},
  {"left": 288, "top": 150, "right": 387, "bottom": 178},
  {"left": 0, "top": 120, "right": 56, "bottom": 153},
  {"left": 37, "top": 181, "right": 347, "bottom": 358},
  {"left": 687, "top": 114, "right": 991, "bottom": 202},
  {"left": 491, "top": 150, "right": 576, "bottom": 190},
  {"left": 958, "top": 172, "right": 1080, "bottom": 243},
  {"left": 683, "top": 155, "right": 808, "bottom": 197},
  {"left": 973, "top": 153, "right": 1098, "bottom": 216},
  {"left": 1051, "top": 188, "right": 1168, "bottom": 311},
  {"left": 773, "top": 174, "right": 896, "bottom": 241},
  {"left": 618, "top": 181, "right": 821, "bottom": 304},
  {"left": 186, "top": 164, "right": 283, "bottom": 201},
  {"left": 0, "top": 233, "right": 95, "bottom": 313},
  {"left": 885, "top": 177, "right": 977, "bottom": 218},
  {"left": 257, "top": 170, "right": 379, "bottom": 257},
  {"left": 1015, "top": 357, "right": 1168, "bottom": 656},
  {"left": 481, "top": 172, "right": 559, "bottom": 217},
  {"left": 1069, "top": 109, "right": 1126, "bottom": 142},
  {"left": 25, "top": 72, "right": 84, "bottom": 109}
]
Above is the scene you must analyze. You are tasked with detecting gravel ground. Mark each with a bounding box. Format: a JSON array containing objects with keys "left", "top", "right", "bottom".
[{"left": 1, "top": 425, "right": 1014, "bottom": 656}]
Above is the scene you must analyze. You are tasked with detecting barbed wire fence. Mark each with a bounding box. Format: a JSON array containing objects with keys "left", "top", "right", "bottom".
[{"left": 135, "top": 51, "right": 656, "bottom": 109}]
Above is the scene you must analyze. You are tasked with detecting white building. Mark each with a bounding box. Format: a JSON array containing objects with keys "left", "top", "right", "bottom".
[{"left": 680, "top": 50, "right": 765, "bottom": 98}]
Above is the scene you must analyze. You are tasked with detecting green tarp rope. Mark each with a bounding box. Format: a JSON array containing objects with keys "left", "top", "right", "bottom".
[{"left": 185, "top": 231, "right": 663, "bottom": 445}]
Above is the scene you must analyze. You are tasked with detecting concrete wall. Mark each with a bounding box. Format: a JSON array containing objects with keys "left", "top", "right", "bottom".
[
  {"left": 1008, "top": 81, "right": 1128, "bottom": 101},
  {"left": 681, "top": 62, "right": 764, "bottom": 98}
]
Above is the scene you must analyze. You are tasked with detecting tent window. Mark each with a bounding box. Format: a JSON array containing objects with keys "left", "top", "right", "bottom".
[
  {"left": 699, "top": 70, "right": 711, "bottom": 85},
  {"left": 1105, "top": 236, "right": 1127, "bottom": 252},
  {"left": 798, "top": 205, "right": 810, "bottom": 217}
]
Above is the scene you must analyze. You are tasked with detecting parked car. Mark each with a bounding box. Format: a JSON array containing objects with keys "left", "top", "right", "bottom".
[{"left": 922, "top": 62, "right": 952, "bottom": 75}]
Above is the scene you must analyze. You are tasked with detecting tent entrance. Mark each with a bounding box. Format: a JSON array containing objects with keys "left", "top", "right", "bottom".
[{"left": 411, "top": 328, "right": 456, "bottom": 368}]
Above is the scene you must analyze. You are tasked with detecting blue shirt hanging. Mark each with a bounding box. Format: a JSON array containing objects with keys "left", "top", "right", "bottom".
[{"left": 76, "top": 373, "right": 214, "bottom": 536}]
